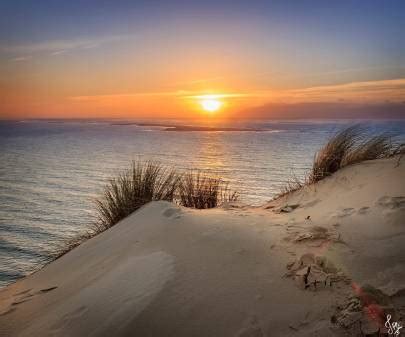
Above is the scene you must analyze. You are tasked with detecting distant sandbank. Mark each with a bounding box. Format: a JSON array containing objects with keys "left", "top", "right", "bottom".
[{"left": 111, "top": 122, "right": 262, "bottom": 132}]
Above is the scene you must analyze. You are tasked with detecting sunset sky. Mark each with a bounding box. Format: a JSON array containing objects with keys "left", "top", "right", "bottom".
[{"left": 1, "top": 1, "right": 404, "bottom": 119}]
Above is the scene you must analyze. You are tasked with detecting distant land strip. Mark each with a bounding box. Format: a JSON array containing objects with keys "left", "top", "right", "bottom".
[{"left": 111, "top": 122, "right": 262, "bottom": 132}]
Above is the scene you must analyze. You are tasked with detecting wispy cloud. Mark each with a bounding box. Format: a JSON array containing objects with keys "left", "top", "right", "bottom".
[
  {"left": 2, "top": 34, "right": 129, "bottom": 60},
  {"left": 170, "top": 65, "right": 405, "bottom": 89},
  {"left": 12, "top": 56, "right": 32, "bottom": 62},
  {"left": 68, "top": 78, "right": 405, "bottom": 105},
  {"left": 50, "top": 50, "right": 66, "bottom": 56},
  {"left": 185, "top": 78, "right": 405, "bottom": 103},
  {"left": 266, "top": 65, "right": 405, "bottom": 82},
  {"left": 183, "top": 93, "right": 253, "bottom": 100},
  {"left": 70, "top": 90, "right": 188, "bottom": 102},
  {"left": 172, "top": 76, "right": 226, "bottom": 87},
  {"left": 70, "top": 91, "right": 254, "bottom": 102},
  {"left": 284, "top": 78, "right": 405, "bottom": 103}
]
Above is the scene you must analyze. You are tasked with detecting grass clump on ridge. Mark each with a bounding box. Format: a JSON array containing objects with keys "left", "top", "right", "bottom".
[
  {"left": 309, "top": 125, "right": 362, "bottom": 183},
  {"left": 309, "top": 125, "right": 401, "bottom": 183},
  {"left": 95, "top": 162, "right": 239, "bottom": 230},
  {"left": 53, "top": 166, "right": 239, "bottom": 260},
  {"left": 95, "top": 161, "right": 180, "bottom": 231},
  {"left": 275, "top": 125, "right": 404, "bottom": 198},
  {"left": 52, "top": 161, "right": 180, "bottom": 260},
  {"left": 178, "top": 171, "right": 239, "bottom": 209},
  {"left": 274, "top": 176, "right": 304, "bottom": 200}
]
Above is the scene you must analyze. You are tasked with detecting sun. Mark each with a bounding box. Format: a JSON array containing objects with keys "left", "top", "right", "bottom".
[{"left": 200, "top": 98, "right": 222, "bottom": 113}]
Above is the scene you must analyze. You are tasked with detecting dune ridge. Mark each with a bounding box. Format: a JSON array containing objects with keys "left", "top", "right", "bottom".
[{"left": 0, "top": 156, "right": 404, "bottom": 336}]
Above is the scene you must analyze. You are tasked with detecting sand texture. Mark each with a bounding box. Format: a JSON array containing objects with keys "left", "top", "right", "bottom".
[{"left": 0, "top": 156, "right": 404, "bottom": 336}]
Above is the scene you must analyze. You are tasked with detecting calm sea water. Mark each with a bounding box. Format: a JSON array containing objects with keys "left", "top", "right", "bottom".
[{"left": 1, "top": 119, "right": 404, "bottom": 288}]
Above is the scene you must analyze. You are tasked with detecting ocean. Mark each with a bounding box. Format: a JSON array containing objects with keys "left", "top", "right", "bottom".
[{"left": 0, "top": 119, "right": 404, "bottom": 288}]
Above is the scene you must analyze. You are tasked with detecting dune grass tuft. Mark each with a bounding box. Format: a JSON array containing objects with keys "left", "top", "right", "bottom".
[
  {"left": 341, "top": 133, "right": 395, "bottom": 167},
  {"left": 274, "top": 176, "right": 305, "bottom": 200},
  {"left": 178, "top": 171, "right": 239, "bottom": 209},
  {"left": 95, "top": 162, "right": 239, "bottom": 229},
  {"left": 309, "top": 125, "right": 362, "bottom": 183},
  {"left": 309, "top": 126, "right": 402, "bottom": 183},
  {"left": 275, "top": 125, "right": 404, "bottom": 198},
  {"left": 95, "top": 161, "right": 181, "bottom": 230}
]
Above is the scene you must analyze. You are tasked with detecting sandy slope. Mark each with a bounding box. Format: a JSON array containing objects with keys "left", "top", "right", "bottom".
[{"left": 0, "top": 156, "right": 404, "bottom": 337}]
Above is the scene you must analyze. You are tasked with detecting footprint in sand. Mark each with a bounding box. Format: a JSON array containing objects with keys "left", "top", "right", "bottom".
[
  {"left": 357, "top": 206, "right": 370, "bottom": 215},
  {"left": 61, "top": 305, "right": 89, "bottom": 320},
  {"left": 11, "top": 295, "right": 34, "bottom": 305},
  {"left": 235, "top": 316, "right": 264, "bottom": 337},
  {"left": 0, "top": 306, "right": 16, "bottom": 316},
  {"left": 236, "top": 325, "right": 264, "bottom": 337},
  {"left": 8, "top": 288, "right": 36, "bottom": 305},
  {"left": 288, "top": 225, "right": 343, "bottom": 247},
  {"left": 162, "top": 207, "right": 181, "bottom": 219},
  {"left": 302, "top": 199, "right": 320, "bottom": 208},
  {"left": 376, "top": 196, "right": 405, "bottom": 210},
  {"left": 40, "top": 286, "right": 58, "bottom": 293},
  {"left": 50, "top": 305, "right": 89, "bottom": 333},
  {"left": 331, "top": 208, "right": 356, "bottom": 218},
  {"left": 0, "top": 286, "right": 58, "bottom": 316},
  {"left": 278, "top": 204, "right": 300, "bottom": 213},
  {"left": 15, "top": 288, "right": 32, "bottom": 296}
]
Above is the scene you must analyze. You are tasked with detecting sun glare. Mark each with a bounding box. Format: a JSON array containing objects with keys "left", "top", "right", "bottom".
[{"left": 200, "top": 98, "right": 222, "bottom": 113}]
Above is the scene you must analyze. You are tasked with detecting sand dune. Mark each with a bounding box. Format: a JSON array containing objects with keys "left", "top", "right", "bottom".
[{"left": 0, "top": 156, "right": 404, "bottom": 336}]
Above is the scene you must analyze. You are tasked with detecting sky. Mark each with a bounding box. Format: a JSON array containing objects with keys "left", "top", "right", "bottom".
[{"left": 0, "top": 0, "right": 404, "bottom": 119}]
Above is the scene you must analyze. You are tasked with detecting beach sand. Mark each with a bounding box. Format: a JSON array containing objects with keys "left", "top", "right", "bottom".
[{"left": 0, "top": 156, "right": 404, "bottom": 336}]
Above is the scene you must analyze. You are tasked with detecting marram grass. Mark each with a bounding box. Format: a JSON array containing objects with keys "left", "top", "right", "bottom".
[
  {"left": 95, "top": 161, "right": 180, "bottom": 230},
  {"left": 95, "top": 162, "right": 239, "bottom": 230},
  {"left": 277, "top": 125, "right": 404, "bottom": 198}
]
